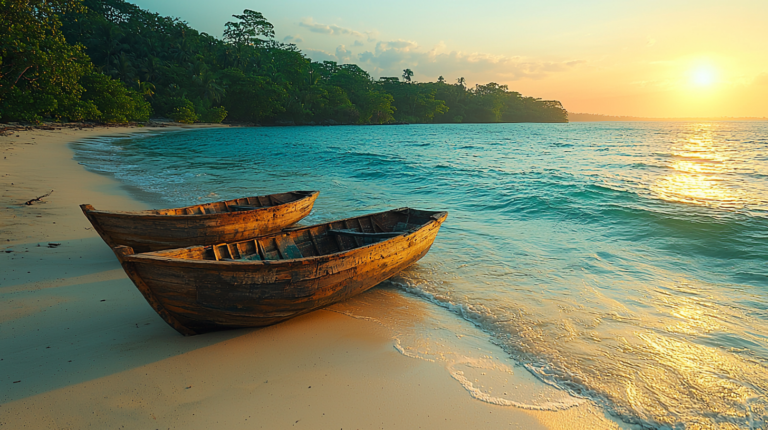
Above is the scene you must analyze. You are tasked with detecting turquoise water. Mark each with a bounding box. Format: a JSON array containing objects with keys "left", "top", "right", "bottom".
[{"left": 72, "top": 122, "right": 768, "bottom": 428}]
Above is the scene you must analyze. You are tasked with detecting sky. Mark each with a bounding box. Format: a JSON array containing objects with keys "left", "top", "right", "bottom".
[{"left": 132, "top": 0, "right": 768, "bottom": 118}]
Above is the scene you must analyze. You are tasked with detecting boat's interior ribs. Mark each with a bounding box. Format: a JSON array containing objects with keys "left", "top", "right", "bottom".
[
  {"left": 205, "top": 211, "right": 425, "bottom": 262},
  {"left": 154, "top": 193, "right": 296, "bottom": 215}
]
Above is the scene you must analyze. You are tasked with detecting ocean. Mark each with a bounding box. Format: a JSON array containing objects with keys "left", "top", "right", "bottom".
[{"left": 71, "top": 122, "right": 768, "bottom": 429}]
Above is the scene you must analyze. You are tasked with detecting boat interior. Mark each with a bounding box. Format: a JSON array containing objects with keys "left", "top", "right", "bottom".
[
  {"left": 150, "top": 191, "right": 314, "bottom": 215},
  {"left": 149, "top": 209, "right": 442, "bottom": 262}
]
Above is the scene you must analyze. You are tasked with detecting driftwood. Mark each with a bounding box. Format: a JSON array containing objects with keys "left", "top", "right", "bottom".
[
  {"left": 81, "top": 191, "right": 318, "bottom": 252},
  {"left": 25, "top": 190, "right": 53, "bottom": 205},
  {"left": 114, "top": 208, "right": 448, "bottom": 335}
]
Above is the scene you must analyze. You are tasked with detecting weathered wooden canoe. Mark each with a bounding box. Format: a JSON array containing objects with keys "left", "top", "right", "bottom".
[
  {"left": 114, "top": 208, "right": 448, "bottom": 335},
  {"left": 81, "top": 191, "right": 319, "bottom": 252}
]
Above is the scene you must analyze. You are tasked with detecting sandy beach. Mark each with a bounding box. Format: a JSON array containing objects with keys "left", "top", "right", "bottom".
[{"left": 0, "top": 125, "right": 623, "bottom": 429}]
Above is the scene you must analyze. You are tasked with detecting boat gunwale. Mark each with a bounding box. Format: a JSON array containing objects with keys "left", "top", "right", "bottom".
[
  {"left": 84, "top": 191, "right": 319, "bottom": 219},
  {"left": 121, "top": 209, "right": 448, "bottom": 268}
]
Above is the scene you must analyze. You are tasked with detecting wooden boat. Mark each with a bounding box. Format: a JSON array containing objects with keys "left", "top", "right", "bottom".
[
  {"left": 114, "top": 208, "right": 448, "bottom": 335},
  {"left": 81, "top": 191, "right": 319, "bottom": 252}
]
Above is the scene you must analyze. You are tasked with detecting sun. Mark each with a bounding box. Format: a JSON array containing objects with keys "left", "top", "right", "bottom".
[{"left": 691, "top": 66, "right": 717, "bottom": 87}]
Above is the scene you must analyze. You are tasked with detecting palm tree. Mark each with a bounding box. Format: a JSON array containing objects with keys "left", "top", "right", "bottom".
[
  {"left": 402, "top": 68, "right": 414, "bottom": 83},
  {"left": 136, "top": 80, "right": 156, "bottom": 99}
]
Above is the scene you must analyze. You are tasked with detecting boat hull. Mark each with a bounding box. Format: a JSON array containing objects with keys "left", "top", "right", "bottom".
[
  {"left": 116, "top": 210, "right": 446, "bottom": 335},
  {"left": 82, "top": 191, "right": 318, "bottom": 252}
]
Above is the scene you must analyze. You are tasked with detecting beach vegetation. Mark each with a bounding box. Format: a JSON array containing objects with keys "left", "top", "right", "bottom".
[
  {"left": 1, "top": 0, "right": 567, "bottom": 124},
  {"left": 167, "top": 97, "right": 198, "bottom": 124},
  {"left": 80, "top": 71, "right": 151, "bottom": 122},
  {"left": 0, "top": 0, "right": 93, "bottom": 122}
]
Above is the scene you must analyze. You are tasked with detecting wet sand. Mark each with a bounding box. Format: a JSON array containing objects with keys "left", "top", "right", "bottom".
[{"left": 0, "top": 125, "right": 623, "bottom": 429}]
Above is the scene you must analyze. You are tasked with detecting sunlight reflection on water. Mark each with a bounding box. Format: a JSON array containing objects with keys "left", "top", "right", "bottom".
[{"left": 652, "top": 123, "right": 766, "bottom": 212}]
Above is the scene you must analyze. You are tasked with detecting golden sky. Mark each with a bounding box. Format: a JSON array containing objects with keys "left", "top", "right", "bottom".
[{"left": 136, "top": 0, "right": 768, "bottom": 118}]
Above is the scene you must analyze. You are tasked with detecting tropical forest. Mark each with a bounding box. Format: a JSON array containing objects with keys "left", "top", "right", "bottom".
[{"left": 1, "top": 0, "right": 569, "bottom": 124}]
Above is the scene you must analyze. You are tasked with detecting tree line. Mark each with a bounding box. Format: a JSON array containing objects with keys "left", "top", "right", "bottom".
[{"left": 0, "top": 0, "right": 568, "bottom": 124}]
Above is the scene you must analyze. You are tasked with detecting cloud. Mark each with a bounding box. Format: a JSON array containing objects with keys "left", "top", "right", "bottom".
[
  {"left": 303, "top": 48, "right": 337, "bottom": 63},
  {"left": 299, "top": 18, "right": 376, "bottom": 40},
  {"left": 283, "top": 35, "right": 304, "bottom": 43},
  {"left": 754, "top": 72, "right": 768, "bottom": 86},
  {"left": 302, "top": 45, "right": 356, "bottom": 65},
  {"left": 356, "top": 40, "right": 586, "bottom": 83},
  {"left": 353, "top": 40, "right": 364, "bottom": 47},
  {"left": 336, "top": 45, "right": 353, "bottom": 63}
]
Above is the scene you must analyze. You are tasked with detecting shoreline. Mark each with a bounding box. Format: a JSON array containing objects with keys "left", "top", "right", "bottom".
[{"left": 0, "top": 125, "right": 625, "bottom": 429}]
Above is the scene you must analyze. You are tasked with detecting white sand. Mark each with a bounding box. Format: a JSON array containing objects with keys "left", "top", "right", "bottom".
[{"left": 0, "top": 125, "right": 623, "bottom": 429}]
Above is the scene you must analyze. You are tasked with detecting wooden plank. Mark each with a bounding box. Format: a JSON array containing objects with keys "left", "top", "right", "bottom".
[
  {"left": 307, "top": 230, "right": 322, "bottom": 256},
  {"left": 227, "top": 243, "right": 240, "bottom": 259},
  {"left": 344, "top": 220, "right": 363, "bottom": 247},
  {"left": 328, "top": 229, "right": 403, "bottom": 239},
  {"left": 275, "top": 235, "right": 303, "bottom": 260},
  {"left": 329, "top": 224, "right": 346, "bottom": 252},
  {"left": 370, "top": 216, "right": 386, "bottom": 233},
  {"left": 256, "top": 240, "right": 269, "bottom": 260},
  {"left": 212, "top": 245, "right": 223, "bottom": 261},
  {"left": 236, "top": 242, "right": 246, "bottom": 256},
  {"left": 114, "top": 247, "right": 197, "bottom": 336}
]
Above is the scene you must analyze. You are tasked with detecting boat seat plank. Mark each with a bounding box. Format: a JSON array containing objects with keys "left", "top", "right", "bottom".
[{"left": 275, "top": 236, "right": 303, "bottom": 260}]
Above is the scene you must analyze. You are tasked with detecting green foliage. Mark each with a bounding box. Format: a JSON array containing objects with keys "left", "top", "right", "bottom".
[
  {"left": 0, "top": 0, "right": 94, "bottom": 122},
  {"left": 81, "top": 72, "right": 151, "bottom": 122},
  {"left": 220, "top": 68, "right": 286, "bottom": 122},
  {"left": 402, "top": 69, "right": 413, "bottom": 83},
  {"left": 199, "top": 106, "right": 227, "bottom": 123},
  {"left": 168, "top": 98, "right": 198, "bottom": 123},
  {"left": 380, "top": 79, "right": 446, "bottom": 123},
  {"left": 3, "top": 0, "right": 567, "bottom": 125},
  {"left": 224, "top": 10, "right": 275, "bottom": 45},
  {"left": 361, "top": 91, "right": 395, "bottom": 124}
]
